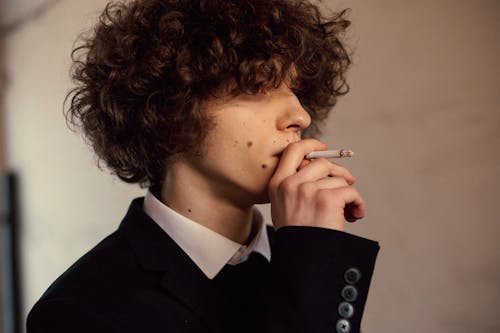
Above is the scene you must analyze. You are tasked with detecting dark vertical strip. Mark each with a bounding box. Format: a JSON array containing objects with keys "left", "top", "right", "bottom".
[{"left": 1, "top": 173, "right": 22, "bottom": 333}]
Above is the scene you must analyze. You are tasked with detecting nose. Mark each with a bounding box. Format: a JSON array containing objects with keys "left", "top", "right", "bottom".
[{"left": 277, "top": 94, "right": 312, "bottom": 134}]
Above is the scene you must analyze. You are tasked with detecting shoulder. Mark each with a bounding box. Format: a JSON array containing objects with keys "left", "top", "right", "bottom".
[
  {"left": 27, "top": 197, "right": 196, "bottom": 332},
  {"left": 36, "top": 230, "right": 139, "bottom": 302},
  {"left": 26, "top": 296, "right": 128, "bottom": 333},
  {"left": 36, "top": 197, "right": 158, "bottom": 302},
  {"left": 26, "top": 229, "right": 141, "bottom": 332}
]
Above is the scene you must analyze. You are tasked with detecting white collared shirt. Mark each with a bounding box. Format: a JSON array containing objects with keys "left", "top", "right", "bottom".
[{"left": 143, "top": 190, "right": 272, "bottom": 279}]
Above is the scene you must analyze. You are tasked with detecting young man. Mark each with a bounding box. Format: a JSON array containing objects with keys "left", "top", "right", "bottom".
[{"left": 27, "top": 0, "right": 379, "bottom": 332}]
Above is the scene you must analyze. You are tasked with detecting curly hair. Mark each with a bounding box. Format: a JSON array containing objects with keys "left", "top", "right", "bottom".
[{"left": 65, "top": 0, "right": 352, "bottom": 188}]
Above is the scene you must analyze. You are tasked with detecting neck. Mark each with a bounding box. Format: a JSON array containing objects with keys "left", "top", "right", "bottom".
[{"left": 159, "top": 161, "right": 255, "bottom": 245}]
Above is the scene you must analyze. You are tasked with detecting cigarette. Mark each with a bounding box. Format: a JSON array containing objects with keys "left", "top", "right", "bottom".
[{"left": 306, "top": 149, "right": 354, "bottom": 159}]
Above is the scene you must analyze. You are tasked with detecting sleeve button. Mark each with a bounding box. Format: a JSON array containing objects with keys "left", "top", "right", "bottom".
[
  {"left": 338, "top": 301, "right": 355, "bottom": 318},
  {"left": 341, "top": 285, "right": 358, "bottom": 302},
  {"left": 344, "top": 267, "right": 361, "bottom": 284},
  {"left": 336, "top": 318, "right": 351, "bottom": 333}
]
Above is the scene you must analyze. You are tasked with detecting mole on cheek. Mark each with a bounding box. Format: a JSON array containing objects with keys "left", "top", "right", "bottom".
[
  {"left": 247, "top": 141, "right": 253, "bottom": 147},
  {"left": 188, "top": 209, "right": 192, "bottom": 213},
  {"left": 261, "top": 164, "right": 267, "bottom": 169}
]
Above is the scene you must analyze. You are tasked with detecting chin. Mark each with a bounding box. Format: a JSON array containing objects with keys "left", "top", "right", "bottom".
[
  {"left": 239, "top": 174, "right": 274, "bottom": 205},
  {"left": 254, "top": 197, "right": 270, "bottom": 205},
  {"left": 252, "top": 189, "right": 271, "bottom": 204}
]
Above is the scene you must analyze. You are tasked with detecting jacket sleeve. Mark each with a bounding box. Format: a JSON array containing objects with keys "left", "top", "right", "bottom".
[
  {"left": 26, "top": 298, "right": 126, "bottom": 333},
  {"left": 257, "top": 226, "right": 380, "bottom": 333}
]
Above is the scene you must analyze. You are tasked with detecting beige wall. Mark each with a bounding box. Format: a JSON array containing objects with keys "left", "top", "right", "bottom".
[
  {"left": 2, "top": 0, "right": 499, "bottom": 332},
  {"left": 329, "top": 1, "right": 500, "bottom": 331},
  {"left": 2, "top": 1, "right": 144, "bottom": 332}
]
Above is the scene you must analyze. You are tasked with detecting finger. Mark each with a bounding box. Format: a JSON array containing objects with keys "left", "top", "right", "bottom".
[
  {"left": 271, "top": 139, "right": 328, "bottom": 187},
  {"left": 293, "top": 158, "right": 356, "bottom": 185},
  {"left": 313, "top": 176, "right": 350, "bottom": 190},
  {"left": 326, "top": 186, "right": 366, "bottom": 220},
  {"left": 297, "top": 159, "right": 311, "bottom": 171}
]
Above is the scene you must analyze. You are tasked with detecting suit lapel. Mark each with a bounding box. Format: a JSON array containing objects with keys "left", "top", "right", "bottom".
[{"left": 118, "top": 198, "right": 228, "bottom": 332}]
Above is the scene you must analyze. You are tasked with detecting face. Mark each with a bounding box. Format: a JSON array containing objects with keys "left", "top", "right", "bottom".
[{"left": 184, "top": 81, "right": 312, "bottom": 206}]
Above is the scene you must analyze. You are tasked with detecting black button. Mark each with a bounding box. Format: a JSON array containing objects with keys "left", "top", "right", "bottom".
[
  {"left": 344, "top": 267, "right": 361, "bottom": 284},
  {"left": 338, "top": 302, "right": 354, "bottom": 318},
  {"left": 341, "top": 285, "right": 358, "bottom": 302},
  {"left": 336, "top": 318, "right": 351, "bottom": 333}
]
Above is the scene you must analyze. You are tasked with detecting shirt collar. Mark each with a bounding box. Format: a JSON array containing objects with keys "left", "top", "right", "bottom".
[{"left": 143, "top": 189, "right": 271, "bottom": 279}]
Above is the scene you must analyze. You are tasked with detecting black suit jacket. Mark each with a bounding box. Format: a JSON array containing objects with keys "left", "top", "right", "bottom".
[{"left": 27, "top": 198, "right": 379, "bottom": 333}]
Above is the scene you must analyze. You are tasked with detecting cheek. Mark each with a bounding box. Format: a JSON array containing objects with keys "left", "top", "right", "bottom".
[
  {"left": 211, "top": 124, "right": 276, "bottom": 175},
  {"left": 254, "top": 156, "right": 280, "bottom": 182}
]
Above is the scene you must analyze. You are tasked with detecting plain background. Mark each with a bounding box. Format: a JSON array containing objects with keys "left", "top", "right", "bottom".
[{"left": 1, "top": 0, "right": 499, "bottom": 332}]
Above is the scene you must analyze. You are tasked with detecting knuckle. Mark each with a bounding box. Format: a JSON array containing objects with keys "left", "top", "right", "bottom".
[
  {"left": 297, "top": 182, "right": 316, "bottom": 199},
  {"left": 278, "top": 178, "right": 296, "bottom": 194},
  {"left": 348, "top": 186, "right": 364, "bottom": 203},
  {"left": 347, "top": 185, "right": 360, "bottom": 196},
  {"left": 315, "top": 189, "right": 335, "bottom": 208}
]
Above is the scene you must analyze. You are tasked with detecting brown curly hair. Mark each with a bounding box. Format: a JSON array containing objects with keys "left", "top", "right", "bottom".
[{"left": 65, "top": 0, "right": 352, "bottom": 188}]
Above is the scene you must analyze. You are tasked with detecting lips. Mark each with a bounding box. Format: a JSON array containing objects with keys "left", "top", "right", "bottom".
[{"left": 273, "top": 140, "right": 299, "bottom": 158}]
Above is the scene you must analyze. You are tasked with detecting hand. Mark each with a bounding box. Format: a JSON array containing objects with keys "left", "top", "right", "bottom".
[{"left": 268, "top": 138, "right": 366, "bottom": 231}]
